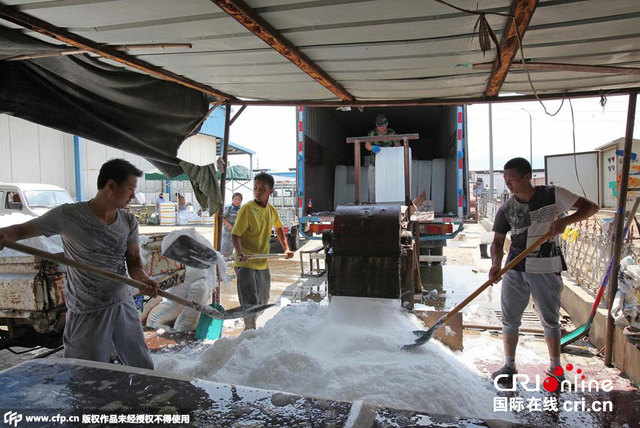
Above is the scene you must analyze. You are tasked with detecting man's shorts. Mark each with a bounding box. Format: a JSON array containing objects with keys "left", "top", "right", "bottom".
[
  {"left": 235, "top": 267, "right": 271, "bottom": 306},
  {"left": 500, "top": 270, "right": 564, "bottom": 338}
]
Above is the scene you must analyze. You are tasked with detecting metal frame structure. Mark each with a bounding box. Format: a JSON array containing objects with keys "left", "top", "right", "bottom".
[{"left": 1, "top": 0, "right": 639, "bottom": 363}]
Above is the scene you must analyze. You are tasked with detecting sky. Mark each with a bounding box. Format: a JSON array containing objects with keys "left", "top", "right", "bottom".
[
  {"left": 227, "top": 106, "right": 297, "bottom": 172},
  {"left": 467, "top": 95, "right": 640, "bottom": 171},
  {"left": 223, "top": 96, "right": 639, "bottom": 173}
]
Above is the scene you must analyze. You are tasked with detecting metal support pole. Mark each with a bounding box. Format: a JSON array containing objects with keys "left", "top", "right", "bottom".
[
  {"left": 403, "top": 136, "right": 411, "bottom": 206},
  {"left": 213, "top": 105, "right": 233, "bottom": 306},
  {"left": 354, "top": 140, "right": 361, "bottom": 205},
  {"left": 73, "top": 135, "right": 83, "bottom": 201},
  {"left": 216, "top": 105, "right": 232, "bottom": 252},
  {"left": 488, "top": 104, "right": 495, "bottom": 202},
  {"left": 230, "top": 105, "right": 247, "bottom": 126},
  {"left": 605, "top": 92, "right": 637, "bottom": 367}
]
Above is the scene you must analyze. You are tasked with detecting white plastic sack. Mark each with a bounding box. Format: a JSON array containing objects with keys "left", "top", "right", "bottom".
[
  {"left": 0, "top": 213, "right": 63, "bottom": 256},
  {"left": 177, "top": 211, "right": 189, "bottom": 225},
  {"left": 612, "top": 289, "right": 639, "bottom": 328},
  {"left": 615, "top": 255, "right": 640, "bottom": 327},
  {"left": 146, "top": 266, "right": 216, "bottom": 331},
  {"left": 161, "top": 228, "right": 229, "bottom": 286},
  {"left": 174, "top": 277, "right": 210, "bottom": 331},
  {"left": 146, "top": 283, "right": 190, "bottom": 330}
]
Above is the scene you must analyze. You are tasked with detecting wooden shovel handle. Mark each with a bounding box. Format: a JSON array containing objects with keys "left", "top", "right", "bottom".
[
  {"left": 441, "top": 231, "right": 553, "bottom": 325},
  {"left": 228, "top": 253, "right": 285, "bottom": 260},
  {"left": 3, "top": 241, "right": 207, "bottom": 313}
]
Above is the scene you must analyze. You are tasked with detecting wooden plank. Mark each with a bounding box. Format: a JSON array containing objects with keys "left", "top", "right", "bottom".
[
  {"left": 0, "top": 4, "right": 233, "bottom": 101},
  {"left": 483, "top": 0, "right": 539, "bottom": 97},
  {"left": 474, "top": 61, "right": 640, "bottom": 76},
  {"left": 210, "top": 0, "right": 354, "bottom": 102}
]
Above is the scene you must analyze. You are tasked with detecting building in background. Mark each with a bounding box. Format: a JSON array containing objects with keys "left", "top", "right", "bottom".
[
  {"left": 470, "top": 169, "right": 545, "bottom": 198},
  {"left": 0, "top": 106, "right": 254, "bottom": 211}
]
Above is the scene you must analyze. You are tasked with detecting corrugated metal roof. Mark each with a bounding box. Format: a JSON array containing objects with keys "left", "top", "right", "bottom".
[{"left": 1, "top": 0, "right": 639, "bottom": 104}]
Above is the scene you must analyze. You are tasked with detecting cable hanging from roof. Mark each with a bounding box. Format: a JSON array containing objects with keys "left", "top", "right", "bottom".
[{"left": 435, "top": 0, "right": 567, "bottom": 117}]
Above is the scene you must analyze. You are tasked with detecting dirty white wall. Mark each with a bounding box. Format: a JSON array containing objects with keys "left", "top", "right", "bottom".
[
  {"left": 0, "top": 115, "right": 75, "bottom": 192},
  {"left": 0, "top": 114, "right": 211, "bottom": 209},
  {"left": 80, "top": 138, "right": 163, "bottom": 202}
]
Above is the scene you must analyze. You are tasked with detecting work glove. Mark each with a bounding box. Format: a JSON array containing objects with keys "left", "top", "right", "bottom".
[{"left": 371, "top": 145, "right": 381, "bottom": 154}]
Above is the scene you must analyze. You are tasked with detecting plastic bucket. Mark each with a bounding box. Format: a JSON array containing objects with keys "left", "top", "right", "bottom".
[{"left": 195, "top": 303, "right": 224, "bottom": 340}]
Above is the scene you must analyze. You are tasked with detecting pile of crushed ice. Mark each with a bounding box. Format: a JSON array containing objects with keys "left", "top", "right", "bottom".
[
  {"left": 0, "top": 213, "right": 63, "bottom": 256},
  {"left": 153, "top": 297, "right": 497, "bottom": 419}
]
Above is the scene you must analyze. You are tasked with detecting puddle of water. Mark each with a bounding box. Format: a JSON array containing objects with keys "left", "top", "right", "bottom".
[
  {"left": 283, "top": 279, "right": 328, "bottom": 303},
  {"left": 285, "top": 265, "right": 496, "bottom": 311},
  {"left": 421, "top": 265, "right": 498, "bottom": 312},
  {"left": 282, "top": 264, "right": 497, "bottom": 313}
]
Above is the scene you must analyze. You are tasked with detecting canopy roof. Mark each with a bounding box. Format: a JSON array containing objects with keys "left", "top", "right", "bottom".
[
  {"left": 146, "top": 165, "right": 252, "bottom": 181},
  {"left": 3, "top": 0, "right": 638, "bottom": 219},
  {"left": 1, "top": 0, "right": 638, "bottom": 107},
  {"left": 145, "top": 169, "right": 190, "bottom": 182}
]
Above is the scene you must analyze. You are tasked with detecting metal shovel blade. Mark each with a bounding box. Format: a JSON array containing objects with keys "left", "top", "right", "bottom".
[
  {"left": 216, "top": 303, "right": 275, "bottom": 320},
  {"left": 204, "top": 303, "right": 275, "bottom": 320},
  {"left": 163, "top": 235, "right": 217, "bottom": 269},
  {"left": 401, "top": 326, "right": 437, "bottom": 350}
]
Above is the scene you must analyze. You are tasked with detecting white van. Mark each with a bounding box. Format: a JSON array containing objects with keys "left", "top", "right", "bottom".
[{"left": 0, "top": 183, "right": 74, "bottom": 217}]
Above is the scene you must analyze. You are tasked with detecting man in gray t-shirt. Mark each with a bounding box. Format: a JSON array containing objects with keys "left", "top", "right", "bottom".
[
  {"left": 489, "top": 157, "right": 598, "bottom": 386},
  {"left": 35, "top": 202, "right": 139, "bottom": 312},
  {"left": 0, "top": 159, "right": 158, "bottom": 369}
]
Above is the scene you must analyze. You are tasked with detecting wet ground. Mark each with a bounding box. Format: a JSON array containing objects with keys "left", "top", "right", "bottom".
[
  {"left": 2, "top": 222, "right": 638, "bottom": 426},
  {"left": 443, "top": 224, "right": 639, "bottom": 426},
  {"left": 206, "top": 222, "right": 639, "bottom": 426}
]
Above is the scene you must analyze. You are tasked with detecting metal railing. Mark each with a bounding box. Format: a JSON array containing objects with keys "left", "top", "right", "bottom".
[
  {"left": 479, "top": 196, "right": 639, "bottom": 300},
  {"left": 560, "top": 217, "right": 637, "bottom": 296},
  {"left": 477, "top": 193, "right": 509, "bottom": 220},
  {"left": 271, "top": 195, "right": 296, "bottom": 207}
]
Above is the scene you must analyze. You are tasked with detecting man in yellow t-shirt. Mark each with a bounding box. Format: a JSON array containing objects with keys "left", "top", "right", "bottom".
[{"left": 232, "top": 172, "right": 294, "bottom": 330}]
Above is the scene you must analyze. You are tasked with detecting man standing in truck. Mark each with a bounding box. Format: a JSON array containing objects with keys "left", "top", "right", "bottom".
[
  {"left": 232, "top": 172, "right": 294, "bottom": 330},
  {"left": 489, "top": 157, "right": 598, "bottom": 385},
  {"left": 0, "top": 158, "right": 158, "bottom": 369},
  {"left": 365, "top": 114, "right": 401, "bottom": 202}
]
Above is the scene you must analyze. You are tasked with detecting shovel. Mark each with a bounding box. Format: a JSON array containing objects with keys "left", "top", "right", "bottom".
[
  {"left": 402, "top": 230, "right": 553, "bottom": 350},
  {"left": 162, "top": 234, "right": 285, "bottom": 268},
  {"left": 2, "top": 241, "right": 273, "bottom": 320}
]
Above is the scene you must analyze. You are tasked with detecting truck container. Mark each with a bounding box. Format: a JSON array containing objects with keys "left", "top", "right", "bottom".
[{"left": 295, "top": 106, "right": 468, "bottom": 257}]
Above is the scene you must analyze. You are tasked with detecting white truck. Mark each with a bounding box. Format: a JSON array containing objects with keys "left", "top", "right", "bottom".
[
  {"left": 0, "top": 222, "right": 185, "bottom": 351},
  {"left": 269, "top": 179, "right": 300, "bottom": 250},
  {"left": 0, "top": 183, "right": 75, "bottom": 217}
]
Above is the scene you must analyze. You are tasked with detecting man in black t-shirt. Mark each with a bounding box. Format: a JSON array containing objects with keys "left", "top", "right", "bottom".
[{"left": 489, "top": 158, "right": 598, "bottom": 385}]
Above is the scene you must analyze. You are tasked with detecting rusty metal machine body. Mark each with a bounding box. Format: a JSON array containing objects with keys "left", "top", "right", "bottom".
[{"left": 324, "top": 204, "right": 418, "bottom": 308}]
